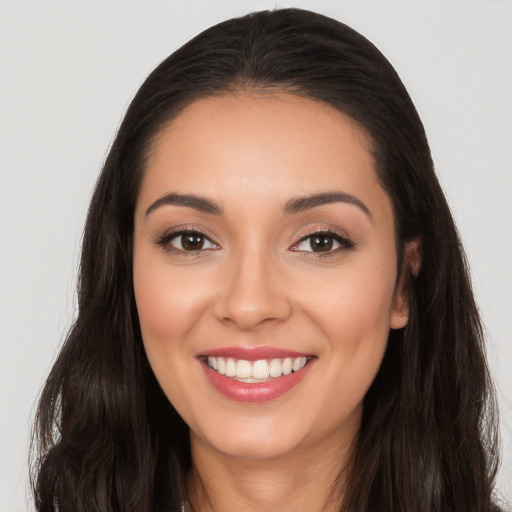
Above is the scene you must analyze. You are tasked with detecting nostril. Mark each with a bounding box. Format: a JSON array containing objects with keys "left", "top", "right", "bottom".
[
  {"left": 213, "top": 291, "right": 292, "bottom": 330},
  {"left": 212, "top": 256, "right": 293, "bottom": 330}
]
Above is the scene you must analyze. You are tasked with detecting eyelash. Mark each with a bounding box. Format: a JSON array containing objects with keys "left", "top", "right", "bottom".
[
  {"left": 155, "top": 228, "right": 219, "bottom": 255},
  {"left": 290, "top": 229, "right": 355, "bottom": 257},
  {"left": 155, "top": 228, "right": 355, "bottom": 256}
]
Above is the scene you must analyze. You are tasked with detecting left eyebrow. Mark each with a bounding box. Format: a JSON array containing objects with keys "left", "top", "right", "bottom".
[
  {"left": 283, "top": 191, "right": 371, "bottom": 219},
  {"left": 145, "top": 192, "right": 222, "bottom": 216}
]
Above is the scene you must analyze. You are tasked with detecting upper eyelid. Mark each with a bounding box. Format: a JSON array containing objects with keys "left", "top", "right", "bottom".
[
  {"left": 155, "top": 229, "right": 220, "bottom": 255},
  {"left": 159, "top": 226, "right": 218, "bottom": 243},
  {"left": 290, "top": 228, "right": 355, "bottom": 253},
  {"left": 155, "top": 225, "right": 353, "bottom": 249},
  {"left": 293, "top": 227, "right": 351, "bottom": 243}
]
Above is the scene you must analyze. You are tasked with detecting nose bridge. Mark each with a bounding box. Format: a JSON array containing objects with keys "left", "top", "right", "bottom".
[{"left": 214, "top": 241, "right": 291, "bottom": 329}]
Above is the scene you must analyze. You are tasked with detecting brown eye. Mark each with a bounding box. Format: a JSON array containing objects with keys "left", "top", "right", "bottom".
[
  {"left": 310, "top": 234, "right": 334, "bottom": 252},
  {"left": 164, "top": 231, "right": 219, "bottom": 252},
  {"left": 180, "top": 233, "right": 205, "bottom": 251},
  {"left": 291, "top": 231, "right": 354, "bottom": 254}
]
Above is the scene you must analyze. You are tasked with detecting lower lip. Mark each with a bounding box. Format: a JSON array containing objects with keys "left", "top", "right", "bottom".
[{"left": 200, "top": 359, "right": 314, "bottom": 403}]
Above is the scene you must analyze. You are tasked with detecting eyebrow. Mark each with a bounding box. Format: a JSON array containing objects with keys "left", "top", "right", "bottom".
[
  {"left": 145, "top": 193, "right": 222, "bottom": 216},
  {"left": 283, "top": 191, "right": 371, "bottom": 218},
  {"left": 144, "top": 190, "right": 371, "bottom": 219}
]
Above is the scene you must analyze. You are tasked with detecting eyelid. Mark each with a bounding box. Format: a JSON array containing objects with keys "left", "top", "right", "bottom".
[
  {"left": 289, "top": 227, "right": 355, "bottom": 253},
  {"left": 155, "top": 225, "right": 221, "bottom": 253},
  {"left": 154, "top": 224, "right": 354, "bottom": 255}
]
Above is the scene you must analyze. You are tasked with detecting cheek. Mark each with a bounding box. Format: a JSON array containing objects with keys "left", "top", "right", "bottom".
[
  {"left": 309, "top": 264, "right": 395, "bottom": 341},
  {"left": 133, "top": 247, "right": 212, "bottom": 353},
  {"left": 300, "top": 258, "right": 396, "bottom": 399},
  {"left": 305, "top": 267, "right": 394, "bottom": 419},
  {"left": 132, "top": 249, "right": 213, "bottom": 412}
]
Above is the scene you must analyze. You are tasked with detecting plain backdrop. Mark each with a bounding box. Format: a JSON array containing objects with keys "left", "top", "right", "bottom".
[{"left": 0, "top": 1, "right": 511, "bottom": 511}]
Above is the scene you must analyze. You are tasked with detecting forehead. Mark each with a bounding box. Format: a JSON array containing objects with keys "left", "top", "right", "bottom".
[{"left": 138, "top": 93, "right": 390, "bottom": 222}]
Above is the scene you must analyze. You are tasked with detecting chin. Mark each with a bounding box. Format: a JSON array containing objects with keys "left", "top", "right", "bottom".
[
  {"left": 197, "top": 430, "right": 304, "bottom": 461},
  {"left": 189, "top": 411, "right": 311, "bottom": 460}
]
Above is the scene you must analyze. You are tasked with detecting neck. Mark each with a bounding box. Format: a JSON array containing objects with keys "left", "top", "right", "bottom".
[{"left": 186, "top": 430, "right": 355, "bottom": 512}]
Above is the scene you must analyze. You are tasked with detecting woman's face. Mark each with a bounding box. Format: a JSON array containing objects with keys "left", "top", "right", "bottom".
[{"left": 133, "top": 94, "right": 408, "bottom": 461}]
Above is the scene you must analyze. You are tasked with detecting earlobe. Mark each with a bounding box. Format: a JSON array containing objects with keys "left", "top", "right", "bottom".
[
  {"left": 390, "top": 291, "right": 410, "bottom": 329},
  {"left": 390, "top": 307, "right": 409, "bottom": 329},
  {"left": 390, "top": 238, "right": 421, "bottom": 330}
]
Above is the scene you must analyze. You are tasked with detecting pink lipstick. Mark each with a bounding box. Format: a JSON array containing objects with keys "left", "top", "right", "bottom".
[{"left": 198, "top": 346, "right": 315, "bottom": 402}]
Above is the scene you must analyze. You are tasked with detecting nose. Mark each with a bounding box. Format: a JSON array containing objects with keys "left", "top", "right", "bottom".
[{"left": 213, "top": 250, "right": 293, "bottom": 331}]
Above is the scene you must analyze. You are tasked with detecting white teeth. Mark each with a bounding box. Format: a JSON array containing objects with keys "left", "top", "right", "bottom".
[
  {"left": 292, "top": 357, "right": 307, "bottom": 372},
  {"left": 217, "top": 357, "right": 226, "bottom": 375},
  {"left": 206, "top": 356, "right": 310, "bottom": 380},
  {"left": 235, "top": 359, "right": 252, "bottom": 379},
  {"left": 252, "top": 359, "right": 270, "bottom": 379},
  {"left": 269, "top": 359, "right": 282, "bottom": 378},
  {"left": 282, "top": 358, "right": 293, "bottom": 375},
  {"left": 225, "top": 358, "right": 236, "bottom": 377}
]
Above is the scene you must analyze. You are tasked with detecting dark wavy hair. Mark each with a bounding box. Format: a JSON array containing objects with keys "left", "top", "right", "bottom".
[{"left": 31, "top": 8, "right": 502, "bottom": 512}]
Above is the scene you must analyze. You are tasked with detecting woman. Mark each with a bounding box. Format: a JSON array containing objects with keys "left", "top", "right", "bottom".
[{"left": 31, "top": 8, "right": 502, "bottom": 512}]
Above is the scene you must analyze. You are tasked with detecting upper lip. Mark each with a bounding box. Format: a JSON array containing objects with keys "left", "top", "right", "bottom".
[{"left": 198, "top": 346, "right": 313, "bottom": 361}]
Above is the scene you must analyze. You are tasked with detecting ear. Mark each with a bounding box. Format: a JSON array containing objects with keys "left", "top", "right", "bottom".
[{"left": 390, "top": 238, "right": 421, "bottom": 329}]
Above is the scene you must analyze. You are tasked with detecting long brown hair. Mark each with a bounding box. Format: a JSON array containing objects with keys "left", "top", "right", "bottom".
[{"left": 31, "top": 8, "right": 501, "bottom": 511}]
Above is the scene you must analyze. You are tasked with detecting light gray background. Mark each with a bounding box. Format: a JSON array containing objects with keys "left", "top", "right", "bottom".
[{"left": 0, "top": 1, "right": 510, "bottom": 511}]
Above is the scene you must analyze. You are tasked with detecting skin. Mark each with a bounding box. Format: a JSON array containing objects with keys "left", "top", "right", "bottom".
[{"left": 133, "top": 93, "right": 413, "bottom": 511}]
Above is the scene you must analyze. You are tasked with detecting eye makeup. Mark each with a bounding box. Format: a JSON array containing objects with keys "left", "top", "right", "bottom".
[
  {"left": 154, "top": 224, "right": 355, "bottom": 259},
  {"left": 290, "top": 227, "right": 356, "bottom": 258},
  {"left": 155, "top": 226, "right": 220, "bottom": 256}
]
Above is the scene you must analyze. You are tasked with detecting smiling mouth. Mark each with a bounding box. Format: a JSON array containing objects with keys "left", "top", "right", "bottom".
[{"left": 205, "top": 356, "right": 312, "bottom": 383}]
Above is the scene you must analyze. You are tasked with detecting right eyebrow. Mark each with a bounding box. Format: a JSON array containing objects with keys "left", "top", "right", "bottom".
[
  {"left": 283, "top": 191, "right": 371, "bottom": 219},
  {"left": 145, "top": 193, "right": 222, "bottom": 216}
]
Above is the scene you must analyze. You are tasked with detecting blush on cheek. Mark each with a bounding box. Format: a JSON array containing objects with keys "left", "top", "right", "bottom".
[
  {"left": 316, "top": 279, "right": 393, "bottom": 335},
  {"left": 134, "top": 260, "right": 214, "bottom": 350}
]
